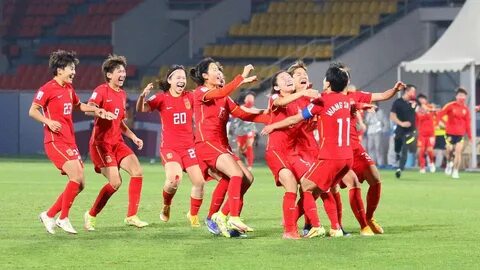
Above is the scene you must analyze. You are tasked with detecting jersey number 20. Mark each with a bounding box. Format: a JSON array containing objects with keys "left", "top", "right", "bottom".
[{"left": 174, "top": 113, "right": 187, "bottom": 124}]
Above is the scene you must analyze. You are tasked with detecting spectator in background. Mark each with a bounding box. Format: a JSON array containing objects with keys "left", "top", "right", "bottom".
[{"left": 365, "top": 103, "right": 387, "bottom": 167}]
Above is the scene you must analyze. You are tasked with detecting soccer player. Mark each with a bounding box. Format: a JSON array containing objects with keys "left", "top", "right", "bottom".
[
  {"left": 136, "top": 65, "right": 206, "bottom": 227},
  {"left": 415, "top": 94, "right": 437, "bottom": 173},
  {"left": 438, "top": 88, "right": 472, "bottom": 179},
  {"left": 190, "top": 58, "right": 267, "bottom": 237},
  {"left": 83, "top": 55, "right": 148, "bottom": 230},
  {"left": 30, "top": 50, "right": 110, "bottom": 234}
]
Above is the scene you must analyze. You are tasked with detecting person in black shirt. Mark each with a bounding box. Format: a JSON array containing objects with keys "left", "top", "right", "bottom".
[{"left": 390, "top": 84, "right": 418, "bottom": 178}]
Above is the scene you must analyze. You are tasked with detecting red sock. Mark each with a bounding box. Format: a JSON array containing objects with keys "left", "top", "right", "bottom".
[
  {"left": 427, "top": 149, "right": 435, "bottom": 165},
  {"left": 127, "top": 176, "right": 143, "bottom": 217},
  {"left": 47, "top": 192, "right": 63, "bottom": 218},
  {"left": 190, "top": 197, "right": 203, "bottom": 216},
  {"left": 418, "top": 146, "right": 426, "bottom": 168},
  {"left": 221, "top": 199, "right": 230, "bottom": 216},
  {"left": 207, "top": 178, "right": 229, "bottom": 218},
  {"left": 238, "top": 180, "right": 251, "bottom": 215},
  {"left": 89, "top": 183, "right": 117, "bottom": 217},
  {"left": 163, "top": 190, "right": 175, "bottom": 206},
  {"left": 320, "top": 192, "right": 340, "bottom": 229},
  {"left": 227, "top": 176, "right": 242, "bottom": 216},
  {"left": 366, "top": 182, "right": 381, "bottom": 220},
  {"left": 294, "top": 195, "right": 304, "bottom": 222},
  {"left": 349, "top": 187, "right": 368, "bottom": 228},
  {"left": 283, "top": 192, "right": 297, "bottom": 232},
  {"left": 245, "top": 146, "right": 254, "bottom": 167},
  {"left": 302, "top": 192, "right": 320, "bottom": 227},
  {"left": 332, "top": 191, "right": 343, "bottom": 227},
  {"left": 59, "top": 181, "right": 80, "bottom": 219}
]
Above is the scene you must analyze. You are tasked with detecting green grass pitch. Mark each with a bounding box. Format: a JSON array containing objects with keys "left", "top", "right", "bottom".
[{"left": 1, "top": 158, "right": 479, "bottom": 269}]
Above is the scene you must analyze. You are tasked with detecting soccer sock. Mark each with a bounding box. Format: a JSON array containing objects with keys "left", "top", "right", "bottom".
[
  {"left": 127, "top": 176, "right": 143, "bottom": 217},
  {"left": 366, "top": 182, "right": 382, "bottom": 220},
  {"left": 349, "top": 187, "right": 368, "bottom": 228},
  {"left": 283, "top": 192, "right": 297, "bottom": 233},
  {"left": 245, "top": 146, "right": 254, "bottom": 167},
  {"left": 163, "top": 190, "right": 175, "bottom": 206},
  {"left": 320, "top": 192, "right": 340, "bottom": 230},
  {"left": 427, "top": 149, "right": 435, "bottom": 165},
  {"left": 294, "top": 195, "right": 304, "bottom": 222},
  {"left": 47, "top": 192, "right": 63, "bottom": 218},
  {"left": 227, "top": 176, "right": 242, "bottom": 217},
  {"left": 418, "top": 146, "right": 426, "bottom": 168},
  {"left": 207, "top": 178, "right": 229, "bottom": 218},
  {"left": 332, "top": 191, "right": 343, "bottom": 227},
  {"left": 59, "top": 181, "right": 80, "bottom": 219},
  {"left": 238, "top": 180, "right": 251, "bottom": 215},
  {"left": 302, "top": 192, "right": 320, "bottom": 227},
  {"left": 89, "top": 183, "right": 117, "bottom": 217},
  {"left": 190, "top": 197, "right": 203, "bottom": 216}
]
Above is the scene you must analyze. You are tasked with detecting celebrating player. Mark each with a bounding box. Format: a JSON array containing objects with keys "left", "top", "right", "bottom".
[
  {"left": 415, "top": 94, "right": 437, "bottom": 173},
  {"left": 136, "top": 65, "right": 206, "bottom": 227},
  {"left": 83, "top": 55, "right": 148, "bottom": 231},
  {"left": 30, "top": 50, "right": 110, "bottom": 234}
]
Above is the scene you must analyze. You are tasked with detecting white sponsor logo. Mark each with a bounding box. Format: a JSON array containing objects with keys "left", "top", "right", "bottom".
[
  {"left": 91, "top": 92, "right": 97, "bottom": 100},
  {"left": 36, "top": 90, "right": 44, "bottom": 100},
  {"left": 106, "top": 99, "right": 112, "bottom": 102},
  {"left": 200, "top": 87, "right": 209, "bottom": 92}
]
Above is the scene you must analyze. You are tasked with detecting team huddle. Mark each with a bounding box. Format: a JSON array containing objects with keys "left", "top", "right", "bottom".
[{"left": 29, "top": 49, "right": 473, "bottom": 239}]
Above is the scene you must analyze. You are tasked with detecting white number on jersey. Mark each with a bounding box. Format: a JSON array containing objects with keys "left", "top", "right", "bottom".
[
  {"left": 173, "top": 112, "right": 187, "bottom": 124},
  {"left": 336, "top": 118, "right": 351, "bottom": 147},
  {"left": 188, "top": 148, "right": 196, "bottom": 158},
  {"left": 63, "top": 103, "right": 72, "bottom": 115},
  {"left": 114, "top": 108, "right": 120, "bottom": 117}
]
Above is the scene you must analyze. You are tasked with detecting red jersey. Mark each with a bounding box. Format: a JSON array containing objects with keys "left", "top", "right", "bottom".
[
  {"left": 32, "top": 79, "right": 80, "bottom": 145},
  {"left": 147, "top": 91, "right": 195, "bottom": 149},
  {"left": 294, "top": 96, "right": 319, "bottom": 152},
  {"left": 348, "top": 90, "right": 372, "bottom": 146},
  {"left": 302, "top": 92, "right": 354, "bottom": 160},
  {"left": 89, "top": 83, "right": 127, "bottom": 145},
  {"left": 266, "top": 94, "right": 300, "bottom": 152},
  {"left": 193, "top": 76, "right": 243, "bottom": 145},
  {"left": 438, "top": 101, "right": 472, "bottom": 139},
  {"left": 416, "top": 108, "right": 435, "bottom": 137}
]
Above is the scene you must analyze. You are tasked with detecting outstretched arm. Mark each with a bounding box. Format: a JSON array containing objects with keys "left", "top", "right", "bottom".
[
  {"left": 136, "top": 83, "right": 154, "bottom": 112},
  {"left": 371, "top": 81, "right": 406, "bottom": 102},
  {"left": 261, "top": 112, "right": 304, "bottom": 135}
]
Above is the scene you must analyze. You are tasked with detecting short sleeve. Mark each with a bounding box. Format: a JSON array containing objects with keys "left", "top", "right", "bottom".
[
  {"left": 354, "top": 91, "right": 372, "bottom": 104},
  {"left": 146, "top": 92, "right": 164, "bottom": 111},
  {"left": 32, "top": 87, "right": 49, "bottom": 107},
  {"left": 391, "top": 99, "right": 399, "bottom": 114},
  {"left": 72, "top": 89, "right": 80, "bottom": 105},
  {"left": 88, "top": 86, "right": 104, "bottom": 106},
  {"left": 302, "top": 103, "right": 322, "bottom": 119}
]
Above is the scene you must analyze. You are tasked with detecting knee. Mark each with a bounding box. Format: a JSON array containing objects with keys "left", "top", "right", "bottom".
[
  {"left": 130, "top": 166, "right": 143, "bottom": 177},
  {"left": 243, "top": 170, "right": 254, "bottom": 183},
  {"left": 110, "top": 178, "right": 122, "bottom": 190},
  {"left": 70, "top": 169, "right": 84, "bottom": 184},
  {"left": 166, "top": 174, "right": 182, "bottom": 188}
]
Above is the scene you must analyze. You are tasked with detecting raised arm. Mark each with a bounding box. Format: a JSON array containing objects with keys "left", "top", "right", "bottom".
[
  {"left": 204, "top": 65, "right": 257, "bottom": 101},
  {"left": 231, "top": 105, "right": 269, "bottom": 124},
  {"left": 136, "top": 83, "right": 154, "bottom": 112},
  {"left": 371, "top": 81, "right": 406, "bottom": 102}
]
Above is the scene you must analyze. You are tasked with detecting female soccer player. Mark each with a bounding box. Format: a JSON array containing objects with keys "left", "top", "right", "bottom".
[
  {"left": 30, "top": 50, "right": 110, "bottom": 234},
  {"left": 136, "top": 65, "right": 206, "bottom": 227},
  {"left": 83, "top": 55, "right": 148, "bottom": 231},
  {"left": 416, "top": 94, "right": 437, "bottom": 173}
]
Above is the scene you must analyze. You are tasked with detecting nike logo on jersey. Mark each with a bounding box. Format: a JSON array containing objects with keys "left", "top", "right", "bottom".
[
  {"left": 57, "top": 95, "right": 63, "bottom": 98},
  {"left": 166, "top": 107, "right": 173, "bottom": 110},
  {"left": 106, "top": 99, "right": 112, "bottom": 102}
]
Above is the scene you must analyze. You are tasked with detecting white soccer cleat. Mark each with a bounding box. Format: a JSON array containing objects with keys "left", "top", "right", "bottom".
[
  {"left": 452, "top": 169, "right": 460, "bottom": 179},
  {"left": 56, "top": 218, "right": 77, "bottom": 234},
  {"left": 84, "top": 211, "right": 96, "bottom": 231},
  {"left": 419, "top": 168, "right": 426, "bottom": 174},
  {"left": 429, "top": 163, "right": 436, "bottom": 173},
  {"left": 39, "top": 211, "right": 56, "bottom": 234},
  {"left": 445, "top": 162, "right": 453, "bottom": 175}
]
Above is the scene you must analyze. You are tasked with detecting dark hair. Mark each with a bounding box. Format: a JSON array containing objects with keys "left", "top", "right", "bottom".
[
  {"left": 102, "top": 54, "right": 127, "bottom": 82},
  {"left": 49, "top": 50, "right": 79, "bottom": 76},
  {"left": 456, "top": 87, "right": 468, "bottom": 95},
  {"left": 270, "top": 70, "right": 287, "bottom": 94},
  {"left": 403, "top": 84, "right": 416, "bottom": 93},
  {"left": 287, "top": 60, "right": 307, "bottom": 75},
  {"left": 158, "top": 65, "right": 186, "bottom": 91},
  {"left": 325, "top": 62, "right": 349, "bottom": 92},
  {"left": 190, "top": 57, "right": 216, "bottom": 86},
  {"left": 417, "top": 93, "right": 427, "bottom": 100},
  {"left": 237, "top": 90, "right": 256, "bottom": 103}
]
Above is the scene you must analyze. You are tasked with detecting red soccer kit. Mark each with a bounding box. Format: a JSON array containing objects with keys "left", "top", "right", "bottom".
[
  {"left": 265, "top": 94, "right": 310, "bottom": 186},
  {"left": 147, "top": 90, "right": 198, "bottom": 170},
  {"left": 416, "top": 108, "right": 436, "bottom": 149},
  {"left": 32, "top": 79, "right": 82, "bottom": 171},
  {"left": 294, "top": 96, "right": 319, "bottom": 163},
  {"left": 438, "top": 101, "right": 472, "bottom": 139},
  {"left": 88, "top": 83, "right": 133, "bottom": 173},
  {"left": 301, "top": 92, "right": 354, "bottom": 191}
]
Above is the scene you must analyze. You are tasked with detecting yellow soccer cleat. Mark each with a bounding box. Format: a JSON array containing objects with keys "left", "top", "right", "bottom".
[
  {"left": 124, "top": 215, "right": 149, "bottom": 228},
  {"left": 303, "top": 226, "right": 326, "bottom": 238},
  {"left": 329, "top": 228, "right": 344, "bottom": 237},
  {"left": 83, "top": 211, "right": 96, "bottom": 231},
  {"left": 212, "top": 212, "right": 230, "bottom": 238},
  {"left": 186, "top": 211, "right": 200, "bottom": 228},
  {"left": 360, "top": 226, "right": 375, "bottom": 236},
  {"left": 159, "top": 205, "right": 170, "bottom": 222},
  {"left": 227, "top": 216, "right": 250, "bottom": 233},
  {"left": 367, "top": 219, "right": 384, "bottom": 234}
]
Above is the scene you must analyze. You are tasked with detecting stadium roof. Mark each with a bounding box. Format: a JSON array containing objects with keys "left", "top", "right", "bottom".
[{"left": 401, "top": 0, "right": 480, "bottom": 73}]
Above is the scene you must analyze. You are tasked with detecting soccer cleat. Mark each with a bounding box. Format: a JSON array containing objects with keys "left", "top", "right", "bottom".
[
  {"left": 340, "top": 227, "right": 352, "bottom": 237},
  {"left": 445, "top": 162, "right": 453, "bottom": 175},
  {"left": 212, "top": 212, "right": 230, "bottom": 238},
  {"left": 419, "top": 168, "right": 426, "bottom": 174},
  {"left": 283, "top": 231, "right": 301, "bottom": 240},
  {"left": 303, "top": 226, "right": 326, "bottom": 238},
  {"left": 229, "top": 229, "right": 248, "bottom": 238},
  {"left": 159, "top": 205, "right": 170, "bottom": 222},
  {"left": 124, "top": 215, "right": 149, "bottom": 228},
  {"left": 367, "top": 219, "right": 384, "bottom": 234},
  {"left": 360, "top": 226, "right": 375, "bottom": 236},
  {"left": 329, "top": 228, "right": 344, "bottom": 237},
  {"left": 429, "top": 163, "right": 436, "bottom": 173},
  {"left": 55, "top": 218, "right": 77, "bottom": 234},
  {"left": 204, "top": 217, "right": 220, "bottom": 235},
  {"left": 302, "top": 224, "right": 312, "bottom": 237},
  {"left": 452, "top": 169, "right": 460, "bottom": 179},
  {"left": 39, "top": 211, "right": 56, "bottom": 234},
  {"left": 186, "top": 212, "right": 200, "bottom": 228},
  {"left": 227, "top": 216, "right": 250, "bottom": 233},
  {"left": 395, "top": 169, "right": 401, "bottom": 179},
  {"left": 83, "top": 211, "right": 96, "bottom": 231}
]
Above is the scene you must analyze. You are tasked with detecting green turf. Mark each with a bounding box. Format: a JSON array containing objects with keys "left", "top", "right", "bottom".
[{"left": 1, "top": 158, "right": 479, "bottom": 269}]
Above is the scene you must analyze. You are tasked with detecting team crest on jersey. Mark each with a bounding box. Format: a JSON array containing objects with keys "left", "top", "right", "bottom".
[
  {"left": 200, "top": 86, "right": 209, "bottom": 92},
  {"left": 184, "top": 98, "right": 191, "bottom": 109},
  {"left": 105, "top": 155, "right": 112, "bottom": 163},
  {"left": 66, "top": 149, "right": 74, "bottom": 156},
  {"left": 166, "top": 153, "right": 173, "bottom": 159}
]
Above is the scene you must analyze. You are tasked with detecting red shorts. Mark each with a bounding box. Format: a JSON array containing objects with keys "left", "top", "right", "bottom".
[
  {"left": 417, "top": 135, "right": 435, "bottom": 148},
  {"left": 265, "top": 149, "right": 311, "bottom": 186},
  {"left": 297, "top": 147, "right": 318, "bottom": 164},
  {"left": 350, "top": 144, "right": 375, "bottom": 183},
  {"left": 160, "top": 147, "right": 198, "bottom": 170},
  {"left": 90, "top": 142, "right": 134, "bottom": 173},
  {"left": 304, "top": 159, "right": 353, "bottom": 192},
  {"left": 45, "top": 142, "right": 82, "bottom": 173},
  {"left": 195, "top": 141, "right": 240, "bottom": 170},
  {"left": 236, "top": 132, "right": 255, "bottom": 148}
]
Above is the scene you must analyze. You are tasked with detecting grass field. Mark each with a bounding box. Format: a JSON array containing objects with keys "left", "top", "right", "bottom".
[{"left": 1, "top": 158, "right": 479, "bottom": 269}]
